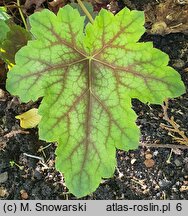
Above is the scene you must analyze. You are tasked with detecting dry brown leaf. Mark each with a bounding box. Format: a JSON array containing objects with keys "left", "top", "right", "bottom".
[
  {"left": 145, "top": 0, "right": 188, "bottom": 35},
  {"left": 24, "top": 0, "right": 46, "bottom": 11},
  {"left": 161, "top": 99, "right": 188, "bottom": 146}
]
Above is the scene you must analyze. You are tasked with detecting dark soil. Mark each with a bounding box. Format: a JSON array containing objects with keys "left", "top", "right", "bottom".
[{"left": 0, "top": 0, "right": 188, "bottom": 200}]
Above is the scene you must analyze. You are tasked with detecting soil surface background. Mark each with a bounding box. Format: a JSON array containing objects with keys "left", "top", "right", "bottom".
[{"left": 0, "top": 0, "right": 188, "bottom": 200}]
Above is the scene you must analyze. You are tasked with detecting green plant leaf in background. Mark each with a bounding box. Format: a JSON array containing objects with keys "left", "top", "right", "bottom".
[
  {"left": 6, "top": 5, "right": 185, "bottom": 197},
  {"left": 0, "top": 6, "right": 10, "bottom": 21},
  {"left": 0, "top": 8, "right": 31, "bottom": 67},
  {"left": 0, "top": 20, "right": 10, "bottom": 44},
  {"left": 1, "top": 25, "right": 31, "bottom": 66},
  {"left": 0, "top": 7, "right": 10, "bottom": 54}
]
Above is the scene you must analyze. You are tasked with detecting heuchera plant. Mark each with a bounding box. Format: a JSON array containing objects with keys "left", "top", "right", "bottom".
[{"left": 6, "top": 5, "right": 185, "bottom": 197}]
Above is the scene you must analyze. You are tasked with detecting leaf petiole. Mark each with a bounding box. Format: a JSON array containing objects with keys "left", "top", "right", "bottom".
[
  {"left": 77, "top": 0, "right": 94, "bottom": 24},
  {"left": 16, "top": 0, "right": 28, "bottom": 31}
]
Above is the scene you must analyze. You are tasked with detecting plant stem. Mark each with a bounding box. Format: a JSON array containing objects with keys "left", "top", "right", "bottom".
[
  {"left": 23, "top": 153, "right": 44, "bottom": 162},
  {"left": 77, "top": 0, "right": 94, "bottom": 24},
  {"left": 166, "top": 148, "right": 173, "bottom": 164},
  {"left": 140, "top": 142, "right": 188, "bottom": 150},
  {"left": 2, "top": 4, "right": 18, "bottom": 8},
  {"left": 17, "top": 0, "right": 28, "bottom": 31}
]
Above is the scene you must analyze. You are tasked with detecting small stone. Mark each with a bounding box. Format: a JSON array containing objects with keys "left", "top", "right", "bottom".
[
  {"left": 184, "top": 163, "right": 188, "bottom": 173},
  {"left": 48, "top": 159, "right": 55, "bottom": 167},
  {"left": 0, "top": 89, "right": 6, "bottom": 99},
  {"left": 158, "top": 112, "right": 163, "bottom": 118},
  {"left": 172, "top": 148, "right": 182, "bottom": 155},
  {"left": 176, "top": 0, "right": 188, "bottom": 5},
  {"left": 116, "top": 167, "right": 124, "bottom": 179},
  {"left": 145, "top": 153, "right": 153, "bottom": 160},
  {"left": 144, "top": 159, "right": 155, "bottom": 168},
  {"left": 159, "top": 179, "right": 171, "bottom": 188},
  {"left": 179, "top": 177, "right": 184, "bottom": 181},
  {"left": 180, "top": 186, "right": 188, "bottom": 192},
  {"left": 172, "top": 59, "right": 185, "bottom": 69},
  {"left": 151, "top": 21, "right": 167, "bottom": 35},
  {"left": 34, "top": 170, "right": 42, "bottom": 180},
  {"left": 174, "top": 159, "right": 182, "bottom": 167},
  {"left": 0, "top": 187, "right": 7, "bottom": 197},
  {"left": 131, "top": 158, "right": 137, "bottom": 164},
  {"left": 0, "top": 172, "right": 8, "bottom": 183},
  {"left": 153, "top": 150, "right": 159, "bottom": 156},
  {"left": 0, "top": 139, "right": 6, "bottom": 150},
  {"left": 20, "top": 189, "right": 29, "bottom": 200}
]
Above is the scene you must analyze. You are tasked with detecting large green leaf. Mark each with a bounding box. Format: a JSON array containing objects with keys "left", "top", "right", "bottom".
[{"left": 6, "top": 5, "right": 185, "bottom": 197}]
